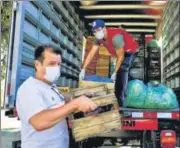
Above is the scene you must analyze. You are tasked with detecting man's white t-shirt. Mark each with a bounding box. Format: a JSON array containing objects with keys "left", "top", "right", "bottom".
[{"left": 16, "top": 77, "right": 69, "bottom": 148}]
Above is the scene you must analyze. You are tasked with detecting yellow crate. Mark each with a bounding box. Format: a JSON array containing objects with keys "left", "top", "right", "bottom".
[{"left": 99, "top": 46, "right": 110, "bottom": 56}]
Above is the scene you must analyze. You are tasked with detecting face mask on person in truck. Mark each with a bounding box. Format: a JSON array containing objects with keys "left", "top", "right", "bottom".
[{"left": 94, "top": 28, "right": 105, "bottom": 40}]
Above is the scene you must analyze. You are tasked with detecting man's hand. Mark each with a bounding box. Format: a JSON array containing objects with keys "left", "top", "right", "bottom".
[
  {"left": 73, "top": 95, "right": 97, "bottom": 113},
  {"left": 79, "top": 69, "right": 85, "bottom": 80},
  {"left": 111, "top": 72, "right": 117, "bottom": 82}
]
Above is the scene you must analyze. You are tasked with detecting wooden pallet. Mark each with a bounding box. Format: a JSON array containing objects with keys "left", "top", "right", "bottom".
[
  {"left": 70, "top": 93, "right": 121, "bottom": 141},
  {"left": 108, "top": 89, "right": 114, "bottom": 94}
]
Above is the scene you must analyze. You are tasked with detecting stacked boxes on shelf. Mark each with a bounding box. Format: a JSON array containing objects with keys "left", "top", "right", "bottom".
[{"left": 162, "top": 1, "right": 180, "bottom": 97}]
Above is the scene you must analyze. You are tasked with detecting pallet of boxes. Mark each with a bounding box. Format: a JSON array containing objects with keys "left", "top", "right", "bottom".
[{"left": 66, "top": 84, "right": 121, "bottom": 142}]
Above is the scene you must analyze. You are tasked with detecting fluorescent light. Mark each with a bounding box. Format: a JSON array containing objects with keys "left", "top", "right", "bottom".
[
  {"left": 80, "top": 1, "right": 97, "bottom": 6},
  {"left": 89, "top": 22, "right": 158, "bottom": 27},
  {"left": 80, "top": 4, "right": 164, "bottom": 10},
  {"left": 85, "top": 14, "right": 161, "bottom": 19},
  {"left": 126, "top": 29, "right": 155, "bottom": 33}
]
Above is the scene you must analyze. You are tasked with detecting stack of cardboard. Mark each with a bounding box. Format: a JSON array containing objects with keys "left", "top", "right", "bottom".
[{"left": 96, "top": 55, "right": 110, "bottom": 77}]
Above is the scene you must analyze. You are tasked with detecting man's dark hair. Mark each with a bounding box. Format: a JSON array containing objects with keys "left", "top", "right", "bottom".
[{"left": 34, "top": 44, "right": 61, "bottom": 63}]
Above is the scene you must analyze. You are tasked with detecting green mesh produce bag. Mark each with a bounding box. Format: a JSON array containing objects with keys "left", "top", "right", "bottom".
[
  {"left": 144, "top": 83, "right": 178, "bottom": 109},
  {"left": 144, "top": 84, "right": 166, "bottom": 109},
  {"left": 124, "top": 80, "right": 147, "bottom": 108},
  {"left": 125, "top": 80, "right": 179, "bottom": 109}
]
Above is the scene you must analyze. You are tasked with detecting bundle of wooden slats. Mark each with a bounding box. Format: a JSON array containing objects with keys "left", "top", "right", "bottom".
[
  {"left": 70, "top": 84, "right": 108, "bottom": 98},
  {"left": 68, "top": 85, "right": 120, "bottom": 141}
]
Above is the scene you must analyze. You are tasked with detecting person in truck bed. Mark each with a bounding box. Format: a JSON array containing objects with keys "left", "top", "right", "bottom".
[
  {"left": 79, "top": 20, "right": 139, "bottom": 107},
  {"left": 16, "top": 44, "right": 97, "bottom": 148}
]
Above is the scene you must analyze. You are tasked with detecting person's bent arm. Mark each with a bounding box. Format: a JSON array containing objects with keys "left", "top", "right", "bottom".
[
  {"left": 82, "top": 45, "right": 99, "bottom": 69},
  {"left": 112, "top": 34, "right": 125, "bottom": 73},
  {"left": 114, "top": 48, "right": 125, "bottom": 72},
  {"left": 30, "top": 96, "right": 97, "bottom": 131}
]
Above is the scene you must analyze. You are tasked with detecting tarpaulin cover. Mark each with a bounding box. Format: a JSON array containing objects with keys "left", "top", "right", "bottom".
[{"left": 125, "top": 80, "right": 179, "bottom": 109}]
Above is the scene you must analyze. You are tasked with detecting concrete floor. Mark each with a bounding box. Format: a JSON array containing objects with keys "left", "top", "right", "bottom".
[
  {"left": 1, "top": 110, "right": 21, "bottom": 148},
  {"left": 1, "top": 130, "right": 21, "bottom": 148}
]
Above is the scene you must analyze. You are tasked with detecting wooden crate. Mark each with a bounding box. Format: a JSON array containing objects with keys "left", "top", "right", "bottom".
[
  {"left": 79, "top": 80, "right": 114, "bottom": 90},
  {"left": 108, "top": 89, "right": 114, "bottom": 94},
  {"left": 71, "top": 84, "right": 108, "bottom": 98},
  {"left": 71, "top": 93, "right": 120, "bottom": 141}
]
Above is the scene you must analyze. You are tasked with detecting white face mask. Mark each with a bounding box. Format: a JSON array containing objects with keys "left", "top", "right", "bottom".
[
  {"left": 44, "top": 66, "right": 61, "bottom": 83},
  {"left": 94, "top": 29, "right": 104, "bottom": 40}
]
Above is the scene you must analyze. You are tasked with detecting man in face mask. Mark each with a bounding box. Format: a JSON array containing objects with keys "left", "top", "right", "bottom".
[
  {"left": 79, "top": 20, "right": 139, "bottom": 107},
  {"left": 16, "top": 45, "right": 97, "bottom": 148}
]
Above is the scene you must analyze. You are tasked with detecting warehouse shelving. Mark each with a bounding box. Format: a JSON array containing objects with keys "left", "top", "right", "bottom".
[{"left": 162, "top": 1, "right": 180, "bottom": 91}]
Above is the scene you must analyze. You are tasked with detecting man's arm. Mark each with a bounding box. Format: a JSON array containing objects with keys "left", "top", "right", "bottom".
[
  {"left": 113, "top": 34, "right": 125, "bottom": 73},
  {"left": 29, "top": 100, "right": 76, "bottom": 131},
  {"left": 29, "top": 96, "right": 97, "bottom": 131},
  {"left": 114, "top": 48, "right": 125, "bottom": 72},
  {"left": 82, "top": 45, "right": 99, "bottom": 69},
  {"left": 110, "top": 34, "right": 125, "bottom": 81}
]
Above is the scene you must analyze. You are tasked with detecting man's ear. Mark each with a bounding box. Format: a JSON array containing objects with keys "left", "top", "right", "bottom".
[{"left": 34, "top": 60, "right": 40, "bottom": 71}]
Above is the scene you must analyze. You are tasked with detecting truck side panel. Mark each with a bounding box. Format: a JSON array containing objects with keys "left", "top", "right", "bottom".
[{"left": 5, "top": 1, "right": 82, "bottom": 107}]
